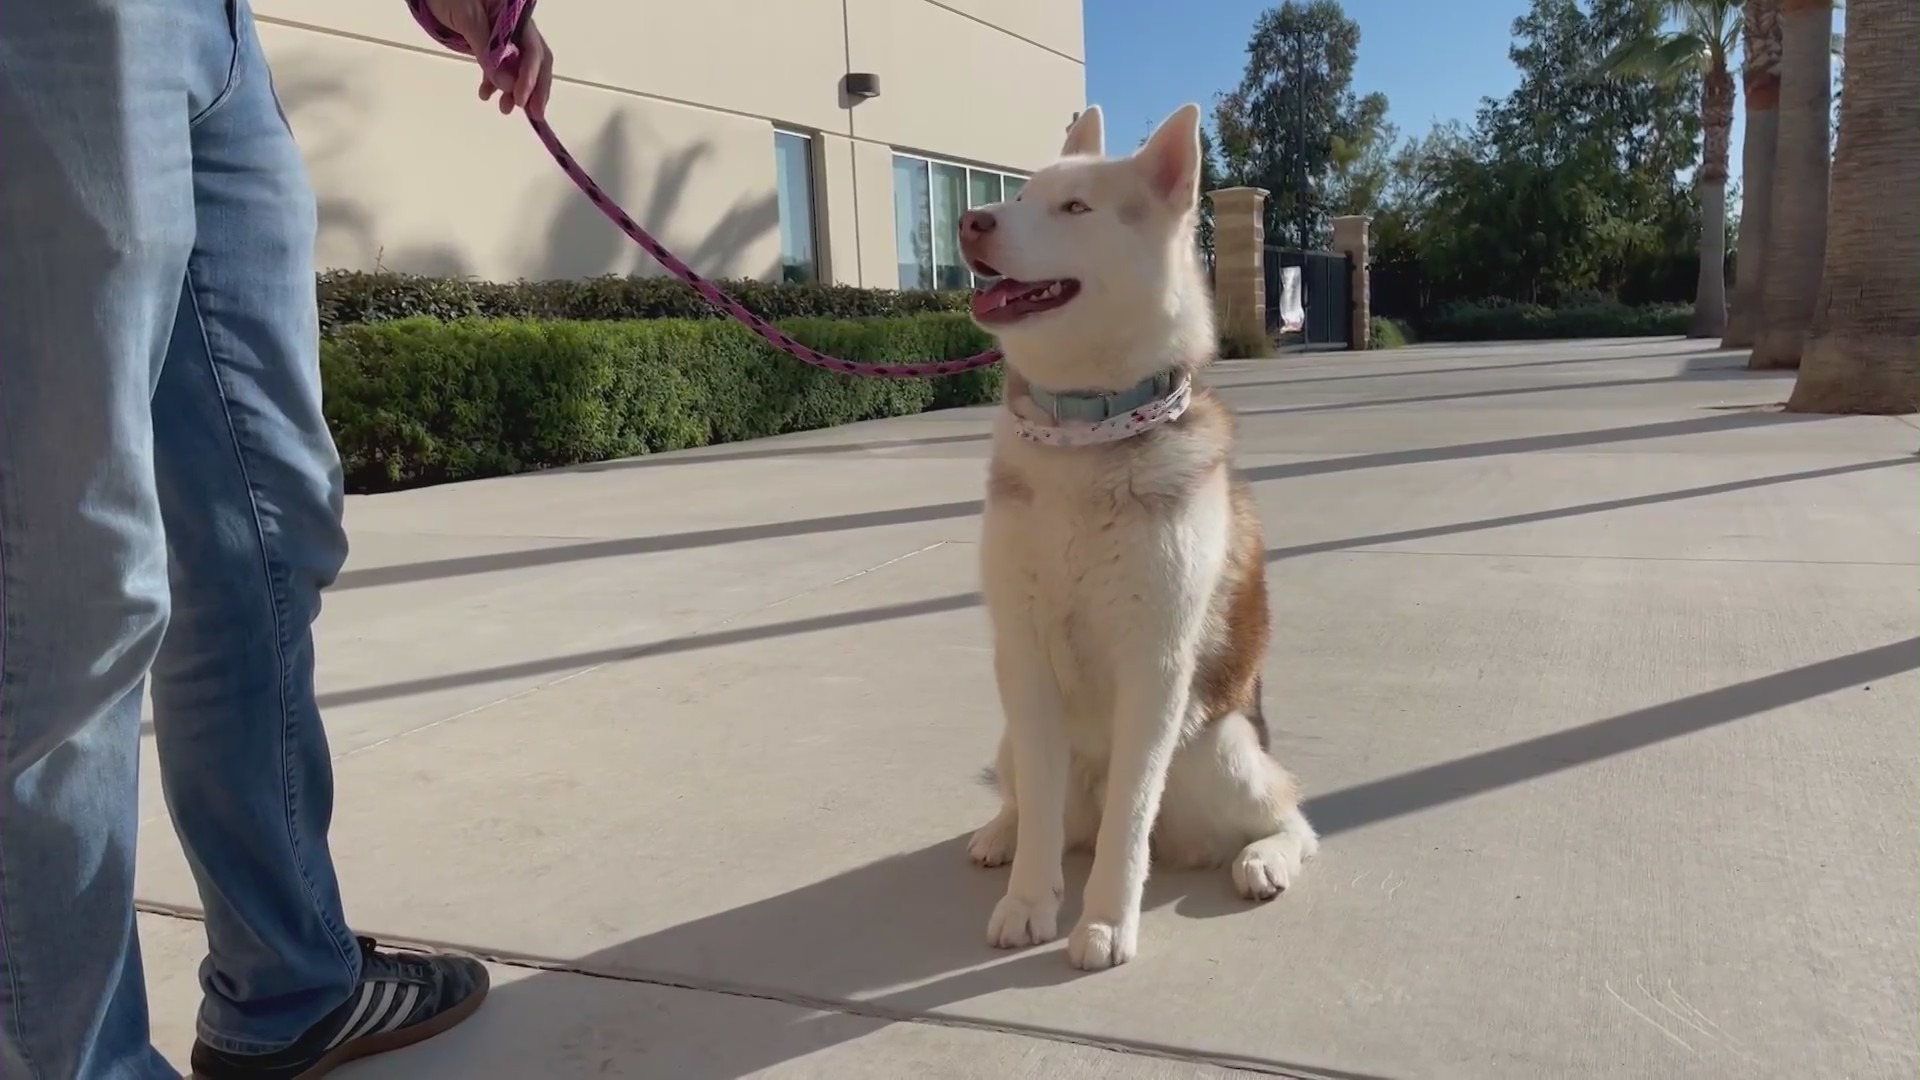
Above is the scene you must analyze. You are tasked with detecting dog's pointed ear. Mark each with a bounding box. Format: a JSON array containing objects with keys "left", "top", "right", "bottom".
[
  {"left": 1061, "top": 105, "right": 1104, "bottom": 158},
  {"left": 1135, "top": 103, "right": 1203, "bottom": 207}
]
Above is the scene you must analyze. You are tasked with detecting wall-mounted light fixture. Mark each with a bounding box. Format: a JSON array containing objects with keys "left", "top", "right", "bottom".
[{"left": 844, "top": 73, "right": 881, "bottom": 99}]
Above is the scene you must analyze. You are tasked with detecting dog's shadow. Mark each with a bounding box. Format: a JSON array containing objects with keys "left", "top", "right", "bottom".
[{"left": 382, "top": 834, "right": 1272, "bottom": 1078}]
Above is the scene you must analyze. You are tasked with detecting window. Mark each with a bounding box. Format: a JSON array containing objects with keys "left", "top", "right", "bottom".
[
  {"left": 890, "top": 153, "right": 1027, "bottom": 289},
  {"left": 773, "top": 130, "right": 818, "bottom": 283},
  {"left": 931, "top": 163, "right": 968, "bottom": 289},
  {"left": 892, "top": 157, "right": 933, "bottom": 289},
  {"left": 968, "top": 171, "right": 1001, "bottom": 209}
]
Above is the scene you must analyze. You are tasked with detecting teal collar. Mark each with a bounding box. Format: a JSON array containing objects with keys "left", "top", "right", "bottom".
[{"left": 1026, "top": 371, "right": 1178, "bottom": 423}]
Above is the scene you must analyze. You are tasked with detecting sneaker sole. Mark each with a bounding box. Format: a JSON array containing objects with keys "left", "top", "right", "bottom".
[{"left": 193, "top": 972, "right": 490, "bottom": 1080}]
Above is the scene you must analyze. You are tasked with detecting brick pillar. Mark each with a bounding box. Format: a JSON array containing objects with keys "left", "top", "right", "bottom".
[
  {"left": 1208, "top": 187, "right": 1269, "bottom": 352},
  {"left": 1331, "top": 215, "right": 1372, "bottom": 351}
]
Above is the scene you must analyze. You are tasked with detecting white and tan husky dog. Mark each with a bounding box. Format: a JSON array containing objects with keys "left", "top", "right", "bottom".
[{"left": 958, "top": 103, "right": 1317, "bottom": 970}]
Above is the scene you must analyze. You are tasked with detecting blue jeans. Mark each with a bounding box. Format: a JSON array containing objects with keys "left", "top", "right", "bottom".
[{"left": 0, "top": 0, "right": 363, "bottom": 1076}]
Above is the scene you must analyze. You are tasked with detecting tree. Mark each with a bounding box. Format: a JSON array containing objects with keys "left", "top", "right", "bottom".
[
  {"left": 1748, "top": 0, "right": 1834, "bottom": 369},
  {"left": 1786, "top": 0, "right": 1918, "bottom": 413},
  {"left": 1325, "top": 0, "right": 1714, "bottom": 311},
  {"left": 1480, "top": 0, "right": 1702, "bottom": 181},
  {"left": 1723, "top": 0, "right": 1783, "bottom": 347},
  {"left": 1213, "top": 0, "right": 1382, "bottom": 249},
  {"left": 1599, "top": 0, "right": 1741, "bottom": 338},
  {"left": 1408, "top": 0, "right": 1702, "bottom": 304},
  {"left": 1368, "top": 121, "right": 1472, "bottom": 264},
  {"left": 1195, "top": 127, "right": 1224, "bottom": 261},
  {"left": 1328, "top": 92, "right": 1396, "bottom": 217}
]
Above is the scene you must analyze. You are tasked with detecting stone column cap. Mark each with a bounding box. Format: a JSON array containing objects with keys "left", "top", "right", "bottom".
[{"left": 1208, "top": 186, "right": 1271, "bottom": 199}]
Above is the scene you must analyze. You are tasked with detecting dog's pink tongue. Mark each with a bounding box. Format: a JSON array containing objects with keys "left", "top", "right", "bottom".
[{"left": 970, "top": 278, "right": 1027, "bottom": 318}]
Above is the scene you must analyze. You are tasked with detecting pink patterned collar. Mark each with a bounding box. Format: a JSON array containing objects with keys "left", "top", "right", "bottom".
[{"left": 1006, "top": 370, "right": 1194, "bottom": 447}]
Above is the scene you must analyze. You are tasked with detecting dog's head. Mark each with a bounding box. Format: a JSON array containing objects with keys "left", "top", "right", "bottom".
[{"left": 959, "top": 103, "right": 1212, "bottom": 390}]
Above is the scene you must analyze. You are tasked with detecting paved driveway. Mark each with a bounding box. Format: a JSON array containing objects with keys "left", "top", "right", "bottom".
[{"left": 137, "top": 338, "right": 1919, "bottom": 1079}]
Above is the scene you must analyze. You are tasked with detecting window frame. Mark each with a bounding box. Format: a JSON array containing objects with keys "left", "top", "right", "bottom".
[
  {"left": 889, "top": 150, "right": 1028, "bottom": 289},
  {"left": 772, "top": 127, "right": 821, "bottom": 284}
]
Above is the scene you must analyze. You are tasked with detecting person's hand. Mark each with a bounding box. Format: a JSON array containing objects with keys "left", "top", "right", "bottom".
[{"left": 422, "top": 0, "right": 555, "bottom": 118}]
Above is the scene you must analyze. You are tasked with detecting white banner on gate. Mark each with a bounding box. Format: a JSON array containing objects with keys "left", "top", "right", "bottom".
[{"left": 1277, "top": 266, "right": 1305, "bottom": 333}]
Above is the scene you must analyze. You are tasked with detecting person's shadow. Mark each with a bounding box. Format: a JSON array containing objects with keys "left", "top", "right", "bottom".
[{"left": 352, "top": 834, "right": 1348, "bottom": 1079}]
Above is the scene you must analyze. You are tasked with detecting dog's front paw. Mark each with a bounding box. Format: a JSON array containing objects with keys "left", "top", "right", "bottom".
[
  {"left": 987, "top": 889, "right": 1060, "bottom": 949},
  {"left": 968, "top": 812, "right": 1016, "bottom": 868},
  {"left": 1067, "top": 917, "right": 1137, "bottom": 970},
  {"left": 1232, "top": 834, "right": 1307, "bottom": 901}
]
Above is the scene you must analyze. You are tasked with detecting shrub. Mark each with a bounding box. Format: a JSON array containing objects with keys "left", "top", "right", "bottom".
[
  {"left": 1419, "top": 298, "right": 1690, "bottom": 342},
  {"left": 321, "top": 313, "right": 1001, "bottom": 492},
  {"left": 1368, "top": 317, "right": 1414, "bottom": 349},
  {"left": 316, "top": 270, "right": 972, "bottom": 335},
  {"left": 1218, "top": 323, "right": 1274, "bottom": 359}
]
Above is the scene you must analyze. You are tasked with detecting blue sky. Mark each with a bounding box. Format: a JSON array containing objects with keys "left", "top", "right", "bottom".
[
  {"left": 1085, "top": 0, "right": 1522, "bottom": 149},
  {"left": 1083, "top": 0, "right": 1742, "bottom": 184}
]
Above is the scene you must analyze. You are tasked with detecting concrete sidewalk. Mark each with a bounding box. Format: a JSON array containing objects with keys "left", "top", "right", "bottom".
[{"left": 136, "top": 338, "right": 1919, "bottom": 1079}]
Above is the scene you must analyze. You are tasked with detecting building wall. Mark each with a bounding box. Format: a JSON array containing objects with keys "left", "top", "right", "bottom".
[{"left": 256, "top": 0, "right": 1084, "bottom": 287}]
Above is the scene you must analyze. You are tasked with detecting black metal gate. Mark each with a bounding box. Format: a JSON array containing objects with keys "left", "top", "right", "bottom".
[{"left": 1263, "top": 246, "right": 1353, "bottom": 348}]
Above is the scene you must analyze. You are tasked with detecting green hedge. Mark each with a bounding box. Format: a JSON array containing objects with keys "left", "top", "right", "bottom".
[
  {"left": 1419, "top": 298, "right": 1691, "bottom": 342},
  {"left": 1368, "top": 316, "right": 1415, "bottom": 350},
  {"left": 322, "top": 313, "right": 1000, "bottom": 492},
  {"left": 317, "top": 271, "right": 972, "bottom": 335}
]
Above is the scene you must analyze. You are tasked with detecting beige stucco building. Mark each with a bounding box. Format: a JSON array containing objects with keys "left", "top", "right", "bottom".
[{"left": 256, "top": 0, "right": 1085, "bottom": 289}]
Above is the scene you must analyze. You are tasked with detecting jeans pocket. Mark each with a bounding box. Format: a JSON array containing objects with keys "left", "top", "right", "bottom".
[{"left": 189, "top": 0, "right": 243, "bottom": 128}]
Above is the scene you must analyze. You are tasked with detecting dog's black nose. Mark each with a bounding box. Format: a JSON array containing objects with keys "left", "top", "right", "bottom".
[{"left": 960, "top": 209, "right": 996, "bottom": 236}]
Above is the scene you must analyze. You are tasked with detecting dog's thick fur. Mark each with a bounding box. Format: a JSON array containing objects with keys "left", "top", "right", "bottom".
[{"left": 960, "top": 104, "right": 1317, "bottom": 970}]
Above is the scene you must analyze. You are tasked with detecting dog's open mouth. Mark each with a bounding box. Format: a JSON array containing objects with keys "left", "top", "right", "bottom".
[{"left": 969, "top": 265, "right": 1081, "bottom": 325}]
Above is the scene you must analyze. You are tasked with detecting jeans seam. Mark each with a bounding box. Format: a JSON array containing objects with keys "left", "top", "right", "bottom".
[
  {"left": 0, "top": 386, "right": 45, "bottom": 1080},
  {"left": 177, "top": 271, "right": 361, "bottom": 993}
]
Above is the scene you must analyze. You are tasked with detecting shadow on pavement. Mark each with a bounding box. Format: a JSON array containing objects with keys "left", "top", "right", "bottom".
[
  {"left": 315, "top": 592, "right": 980, "bottom": 710},
  {"left": 332, "top": 411, "right": 1835, "bottom": 593},
  {"left": 1255, "top": 457, "right": 1912, "bottom": 561},
  {"left": 1301, "top": 637, "right": 1920, "bottom": 836},
  {"left": 568, "top": 432, "right": 991, "bottom": 473},
  {"left": 1212, "top": 348, "right": 1730, "bottom": 392},
  {"left": 352, "top": 636, "right": 1912, "bottom": 1079},
  {"left": 1236, "top": 368, "right": 1756, "bottom": 419},
  {"left": 330, "top": 499, "right": 986, "bottom": 592},
  {"left": 311, "top": 456, "right": 1916, "bottom": 712},
  {"left": 1236, "top": 412, "right": 1825, "bottom": 484},
  {"left": 388, "top": 835, "right": 1398, "bottom": 1080}
]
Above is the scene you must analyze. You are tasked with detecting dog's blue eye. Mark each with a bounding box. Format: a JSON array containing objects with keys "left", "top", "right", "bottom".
[{"left": 1060, "top": 199, "right": 1091, "bottom": 214}]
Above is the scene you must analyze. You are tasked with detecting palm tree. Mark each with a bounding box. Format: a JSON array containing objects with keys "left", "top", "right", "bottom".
[
  {"left": 1600, "top": 0, "right": 1741, "bottom": 339},
  {"left": 1748, "top": 0, "right": 1834, "bottom": 369},
  {"left": 1786, "top": 0, "right": 1918, "bottom": 413},
  {"left": 1722, "top": 0, "right": 1781, "bottom": 348}
]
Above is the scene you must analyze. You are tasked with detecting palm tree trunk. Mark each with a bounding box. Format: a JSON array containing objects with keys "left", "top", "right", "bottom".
[
  {"left": 1722, "top": 0, "right": 1780, "bottom": 348},
  {"left": 1690, "top": 62, "right": 1734, "bottom": 338},
  {"left": 1748, "top": 0, "right": 1833, "bottom": 369},
  {"left": 1787, "top": 0, "right": 1920, "bottom": 414}
]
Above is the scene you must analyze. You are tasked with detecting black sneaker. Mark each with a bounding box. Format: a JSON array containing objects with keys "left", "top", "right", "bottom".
[{"left": 189, "top": 936, "right": 490, "bottom": 1079}]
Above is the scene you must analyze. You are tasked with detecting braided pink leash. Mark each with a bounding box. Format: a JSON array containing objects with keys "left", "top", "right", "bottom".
[{"left": 404, "top": 0, "right": 1002, "bottom": 379}]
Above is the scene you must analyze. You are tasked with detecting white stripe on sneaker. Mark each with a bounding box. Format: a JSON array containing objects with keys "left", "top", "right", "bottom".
[
  {"left": 376, "top": 985, "right": 421, "bottom": 1036},
  {"left": 323, "top": 983, "right": 379, "bottom": 1052},
  {"left": 346, "top": 982, "right": 397, "bottom": 1045}
]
